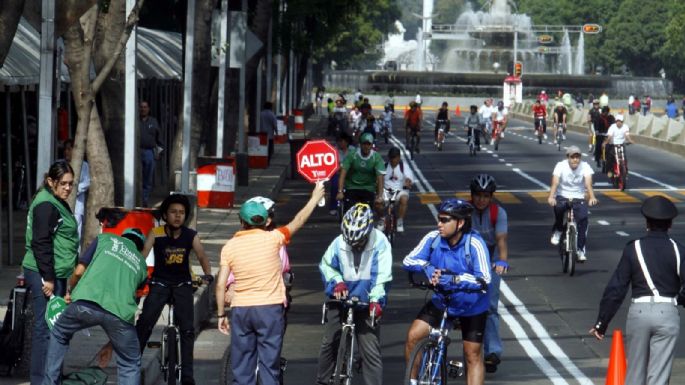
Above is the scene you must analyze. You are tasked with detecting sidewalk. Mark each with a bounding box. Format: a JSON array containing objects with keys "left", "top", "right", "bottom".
[{"left": 0, "top": 114, "right": 326, "bottom": 385}]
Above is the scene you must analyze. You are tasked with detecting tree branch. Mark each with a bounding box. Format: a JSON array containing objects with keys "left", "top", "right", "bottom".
[{"left": 92, "top": 0, "right": 145, "bottom": 93}]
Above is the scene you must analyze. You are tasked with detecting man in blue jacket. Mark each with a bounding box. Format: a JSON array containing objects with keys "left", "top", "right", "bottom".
[
  {"left": 316, "top": 203, "right": 392, "bottom": 385},
  {"left": 403, "top": 199, "right": 490, "bottom": 385}
]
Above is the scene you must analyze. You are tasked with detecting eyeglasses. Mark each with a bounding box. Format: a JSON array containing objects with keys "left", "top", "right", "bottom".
[{"left": 437, "top": 216, "right": 454, "bottom": 224}]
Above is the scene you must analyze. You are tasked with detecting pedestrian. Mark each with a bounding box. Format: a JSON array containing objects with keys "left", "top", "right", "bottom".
[
  {"left": 43, "top": 229, "right": 149, "bottom": 385},
  {"left": 575, "top": 93, "right": 584, "bottom": 109},
  {"left": 469, "top": 174, "right": 509, "bottom": 374},
  {"left": 315, "top": 203, "right": 392, "bottom": 385},
  {"left": 22, "top": 160, "right": 78, "bottom": 385},
  {"left": 62, "top": 139, "right": 90, "bottom": 239},
  {"left": 643, "top": 95, "right": 651, "bottom": 115},
  {"left": 216, "top": 183, "right": 325, "bottom": 385},
  {"left": 587, "top": 93, "right": 595, "bottom": 105},
  {"left": 260, "top": 101, "right": 278, "bottom": 163},
  {"left": 665, "top": 98, "right": 678, "bottom": 119},
  {"left": 628, "top": 94, "right": 635, "bottom": 115},
  {"left": 139, "top": 100, "right": 163, "bottom": 207},
  {"left": 590, "top": 196, "right": 684, "bottom": 385},
  {"left": 631, "top": 97, "right": 641, "bottom": 116}
]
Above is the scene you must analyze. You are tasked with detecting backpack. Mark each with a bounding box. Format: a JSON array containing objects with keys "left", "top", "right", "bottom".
[{"left": 61, "top": 366, "right": 108, "bottom": 385}]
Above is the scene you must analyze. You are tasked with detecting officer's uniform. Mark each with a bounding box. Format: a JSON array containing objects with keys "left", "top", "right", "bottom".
[{"left": 592, "top": 196, "right": 684, "bottom": 385}]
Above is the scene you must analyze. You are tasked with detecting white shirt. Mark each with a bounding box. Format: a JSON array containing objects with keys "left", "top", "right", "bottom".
[
  {"left": 607, "top": 123, "right": 630, "bottom": 145},
  {"left": 384, "top": 161, "right": 414, "bottom": 191},
  {"left": 553, "top": 160, "right": 594, "bottom": 200},
  {"left": 494, "top": 107, "right": 508, "bottom": 122},
  {"left": 479, "top": 105, "right": 494, "bottom": 120}
]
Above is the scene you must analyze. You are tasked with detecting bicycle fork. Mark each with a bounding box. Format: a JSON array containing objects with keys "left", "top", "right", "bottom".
[{"left": 161, "top": 306, "right": 181, "bottom": 380}]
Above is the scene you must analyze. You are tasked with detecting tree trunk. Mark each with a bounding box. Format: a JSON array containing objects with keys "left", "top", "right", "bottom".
[
  {"left": 21, "top": 0, "right": 99, "bottom": 38},
  {"left": 84, "top": 105, "right": 115, "bottom": 243},
  {"left": 0, "top": 0, "right": 25, "bottom": 67},
  {"left": 170, "top": 0, "right": 217, "bottom": 190}
]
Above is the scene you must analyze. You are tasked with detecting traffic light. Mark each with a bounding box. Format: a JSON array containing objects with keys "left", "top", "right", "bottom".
[
  {"left": 514, "top": 62, "right": 522, "bottom": 77},
  {"left": 582, "top": 24, "right": 602, "bottom": 34}
]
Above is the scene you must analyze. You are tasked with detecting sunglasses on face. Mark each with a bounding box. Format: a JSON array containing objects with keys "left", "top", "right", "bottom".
[{"left": 437, "top": 216, "right": 454, "bottom": 224}]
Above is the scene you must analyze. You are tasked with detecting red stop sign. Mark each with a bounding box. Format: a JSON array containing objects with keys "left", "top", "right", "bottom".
[{"left": 296, "top": 140, "right": 339, "bottom": 183}]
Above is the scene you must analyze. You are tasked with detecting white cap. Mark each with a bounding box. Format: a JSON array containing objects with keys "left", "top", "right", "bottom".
[{"left": 615, "top": 114, "right": 624, "bottom": 121}]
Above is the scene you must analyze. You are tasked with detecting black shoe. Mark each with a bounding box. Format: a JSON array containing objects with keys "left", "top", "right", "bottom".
[{"left": 484, "top": 353, "right": 500, "bottom": 373}]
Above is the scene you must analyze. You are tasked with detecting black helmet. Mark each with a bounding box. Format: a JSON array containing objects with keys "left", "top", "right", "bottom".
[
  {"left": 387, "top": 147, "right": 401, "bottom": 159},
  {"left": 470, "top": 174, "right": 497, "bottom": 193},
  {"left": 159, "top": 193, "right": 191, "bottom": 225},
  {"left": 437, "top": 199, "right": 473, "bottom": 219}
]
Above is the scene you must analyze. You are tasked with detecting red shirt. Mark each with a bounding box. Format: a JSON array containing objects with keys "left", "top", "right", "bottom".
[{"left": 533, "top": 104, "right": 547, "bottom": 118}]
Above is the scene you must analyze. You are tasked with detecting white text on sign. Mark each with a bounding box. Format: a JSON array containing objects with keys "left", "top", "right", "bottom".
[{"left": 299, "top": 153, "right": 336, "bottom": 168}]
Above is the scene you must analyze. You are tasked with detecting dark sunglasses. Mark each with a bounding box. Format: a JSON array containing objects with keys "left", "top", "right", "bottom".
[{"left": 437, "top": 216, "right": 454, "bottom": 224}]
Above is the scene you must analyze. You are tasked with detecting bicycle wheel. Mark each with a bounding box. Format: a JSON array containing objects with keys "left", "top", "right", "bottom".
[
  {"left": 494, "top": 137, "right": 500, "bottom": 151},
  {"left": 618, "top": 163, "right": 627, "bottom": 191},
  {"left": 538, "top": 130, "right": 543, "bottom": 144},
  {"left": 332, "top": 327, "right": 353, "bottom": 385},
  {"left": 404, "top": 339, "right": 446, "bottom": 385},
  {"left": 165, "top": 328, "right": 179, "bottom": 385},
  {"left": 567, "top": 226, "right": 577, "bottom": 276},
  {"left": 219, "top": 346, "right": 232, "bottom": 385},
  {"left": 560, "top": 236, "right": 569, "bottom": 274},
  {"left": 384, "top": 213, "right": 395, "bottom": 246}
]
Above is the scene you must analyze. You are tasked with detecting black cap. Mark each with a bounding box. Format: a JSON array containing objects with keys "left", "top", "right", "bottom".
[{"left": 641, "top": 196, "right": 678, "bottom": 220}]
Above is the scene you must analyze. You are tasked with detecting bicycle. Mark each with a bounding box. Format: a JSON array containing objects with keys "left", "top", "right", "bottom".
[
  {"left": 435, "top": 120, "right": 447, "bottom": 151},
  {"left": 554, "top": 122, "right": 565, "bottom": 151},
  {"left": 148, "top": 276, "right": 212, "bottom": 385},
  {"left": 407, "top": 127, "right": 420, "bottom": 160},
  {"left": 557, "top": 199, "right": 581, "bottom": 276},
  {"left": 466, "top": 129, "right": 477, "bottom": 157},
  {"left": 491, "top": 120, "right": 504, "bottom": 151},
  {"left": 321, "top": 297, "right": 376, "bottom": 385},
  {"left": 381, "top": 120, "right": 391, "bottom": 144},
  {"left": 404, "top": 272, "right": 486, "bottom": 385},
  {"left": 608, "top": 144, "right": 628, "bottom": 191},
  {"left": 534, "top": 116, "right": 546, "bottom": 144},
  {"left": 380, "top": 188, "right": 402, "bottom": 245}
]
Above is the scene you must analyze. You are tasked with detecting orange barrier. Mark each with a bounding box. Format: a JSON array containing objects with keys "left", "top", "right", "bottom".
[
  {"left": 605, "top": 329, "right": 627, "bottom": 385},
  {"left": 197, "top": 157, "right": 236, "bottom": 208},
  {"left": 275, "top": 115, "right": 288, "bottom": 143}
]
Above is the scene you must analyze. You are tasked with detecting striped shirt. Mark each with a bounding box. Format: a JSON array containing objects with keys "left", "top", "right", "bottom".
[{"left": 220, "top": 227, "right": 291, "bottom": 307}]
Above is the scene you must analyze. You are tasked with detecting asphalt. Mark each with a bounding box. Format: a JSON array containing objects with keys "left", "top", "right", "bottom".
[{"left": 0, "top": 115, "right": 311, "bottom": 384}]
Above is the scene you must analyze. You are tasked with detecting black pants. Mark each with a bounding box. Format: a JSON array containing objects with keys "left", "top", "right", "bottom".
[
  {"left": 136, "top": 283, "right": 195, "bottom": 384},
  {"left": 594, "top": 134, "right": 607, "bottom": 164},
  {"left": 343, "top": 189, "right": 375, "bottom": 214},
  {"left": 268, "top": 139, "right": 274, "bottom": 163}
]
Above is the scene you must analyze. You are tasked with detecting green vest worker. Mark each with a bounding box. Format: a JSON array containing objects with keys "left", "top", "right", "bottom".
[{"left": 42, "top": 229, "right": 148, "bottom": 385}]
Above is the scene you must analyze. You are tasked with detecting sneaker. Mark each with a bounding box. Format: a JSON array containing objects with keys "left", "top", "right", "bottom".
[
  {"left": 577, "top": 250, "right": 587, "bottom": 262},
  {"left": 397, "top": 219, "right": 404, "bottom": 232},
  {"left": 484, "top": 353, "right": 501, "bottom": 374},
  {"left": 434, "top": 141, "right": 438, "bottom": 146},
  {"left": 553, "top": 139, "right": 557, "bottom": 144},
  {"left": 500, "top": 132, "right": 504, "bottom": 138},
  {"left": 543, "top": 133, "right": 548, "bottom": 140},
  {"left": 550, "top": 230, "right": 562, "bottom": 245},
  {"left": 329, "top": 209, "right": 338, "bottom": 216}
]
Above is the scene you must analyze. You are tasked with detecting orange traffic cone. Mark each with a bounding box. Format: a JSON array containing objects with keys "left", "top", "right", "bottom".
[
  {"left": 605, "top": 329, "right": 627, "bottom": 385},
  {"left": 455, "top": 105, "right": 461, "bottom": 117}
]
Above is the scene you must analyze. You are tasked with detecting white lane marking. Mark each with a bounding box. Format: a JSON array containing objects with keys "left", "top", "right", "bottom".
[
  {"left": 493, "top": 154, "right": 499, "bottom": 158},
  {"left": 499, "top": 159, "right": 505, "bottom": 162},
  {"left": 499, "top": 302, "right": 570, "bottom": 385},
  {"left": 628, "top": 171, "right": 677, "bottom": 190},
  {"left": 388, "top": 133, "right": 588, "bottom": 384},
  {"left": 594, "top": 182, "right": 610, "bottom": 187},
  {"left": 500, "top": 283, "right": 595, "bottom": 385},
  {"left": 506, "top": 163, "right": 513, "bottom": 167},
  {"left": 512, "top": 168, "right": 550, "bottom": 190},
  {"left": 616, "top": 231, "right": 630, "bottom": 237},
  {"left": 597, "top": 220, "right": 610, "bottom": 225}
]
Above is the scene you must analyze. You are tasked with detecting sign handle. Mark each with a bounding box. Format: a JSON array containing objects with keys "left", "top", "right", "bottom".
[{"left": 316, "top": 179, "right": 327, "bottom": 207}]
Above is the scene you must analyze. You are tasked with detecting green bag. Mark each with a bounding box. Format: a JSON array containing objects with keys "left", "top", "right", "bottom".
[{"left": 61, "top": 366, "right": 108, "bottom": 385}]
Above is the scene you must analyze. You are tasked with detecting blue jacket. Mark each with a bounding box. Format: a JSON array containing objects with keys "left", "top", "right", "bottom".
[
  {"left": 403, "top": 230, "right": 491, "bottom": 317},
  {"left": 319, "top": 229, "right": 393, "bottom": 307}
]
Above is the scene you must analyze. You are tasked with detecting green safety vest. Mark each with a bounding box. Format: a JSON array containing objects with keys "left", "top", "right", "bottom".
[
  {"left": 23, "top": 188, "right": 79, "bottom": 279},
  {"left": 71, "top": 233, "right": 147, "bottom": 324}
]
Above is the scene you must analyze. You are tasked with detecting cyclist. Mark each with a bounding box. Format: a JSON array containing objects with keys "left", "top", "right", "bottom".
[
  {"left": 465, "top": 105, "right": 484, "bottom": 150},
  {"left": 493, "top": 101, "right": 508, "bottom": 139},
  {"left": 381, "top": 106, "right": 393, "bottom": 137},
  {"left": 362, "top": 114, "right": 379, "bottom": 141},
  {"left": 602, "top": 114, "right": 633, "bottom": 179},
  {"left": 478, "top": 99, "right": 494, "bottom": 142},
  {"left": 383, "top": 147, "right": 414, "bottom": 232},
  {"left": 469, "top": 174, "right": 509, "bottom": 374},
  {"left": 404, "top": 101, "right": 423, "bottom": 152},
  {"left": 316, "top": 203, "right": 392, "bottom": 385},
  {"left": 553, "top": 101, "right": 568, "bottom": 143},
  {"left": 403, "top": 199, "right": 491, "bottom": 385},
  {"left": 547, "top": 146, "right": 599, "bottom": 262},
  {"left": 532, "top": 99, "right": 548, "bottom": 139},
  {"left": 336, "top": 132, "right": 385, "bottom": 214},
  {"left": 593, "top": 106, "right": 615, "bottom": 170},
  {"left": 330, "top": 97, "right": 349, "bottom": 136},
  {"left": 385, "top": 93, "right": 395, "bottom": 113},
  {"left": 435, "top": 101, "right": 451, "bottom": 145},
  {"left": 586, "top": 100, "right": 601, "bottom": 151},
  {"left": 360, "top": 97, "right": 372, "bottom": 119},
  {"left": 538, "top": 90, "right": 549, "bottom": 106}
]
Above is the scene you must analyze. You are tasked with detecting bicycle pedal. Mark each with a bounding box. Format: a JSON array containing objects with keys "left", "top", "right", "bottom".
[
  {"left": 448, "top": 360, "right": 465, "bottom": 378},
  {"left": 279, "top": 357, "right": 288, "bottom": 372},
  {"left": 147, "top": 341, "right": 161, "bottom": 349}
]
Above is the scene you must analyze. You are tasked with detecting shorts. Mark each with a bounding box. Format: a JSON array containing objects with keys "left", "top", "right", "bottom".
[
  {"left": 384, "top": 188, "right": 409, "bottom": 201},
  {"left": 416, "top": 302, "right": 487, "bottom": 343}
]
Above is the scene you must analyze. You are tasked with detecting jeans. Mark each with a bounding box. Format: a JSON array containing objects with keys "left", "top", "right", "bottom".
[
  {"left": 136, "top": 283, "right": 195, "bottom": 384},
  {"left": 231, "top": 305, "right": 284, "bottom": 385},
  {"left": 553, "top": 197, "right": 589, "bottom": 252},
  {"left": 141, "top": 148, "right": 155, "bottom": 206},
  {"left": 316, "top": 305, "right": 382, "bottom": 385},
  {"left": 42, "top": 301, "right": 140, "bottom": 385},
  {"left": 484, "top": 270, "right": 502, "bottom": 358},
  {"left": 24, "top": 268, "right": 67, "bottom": 385}
]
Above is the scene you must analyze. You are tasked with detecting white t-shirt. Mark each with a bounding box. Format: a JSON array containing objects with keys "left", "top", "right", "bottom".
[
  {"left": 479, "top": 105, "right": 494, "bottom": 121},
  {"left": 607, "top": 123, "right": 630, "bottom": 145},
  {"left": 384, "top": 161, "right": 414, "bottom": 191},
  {"left": 494, "top": 107, "right": 508, "bottom": 122},
  {"left": 553, "top": 160, "right": 594, "bottom": 199}
]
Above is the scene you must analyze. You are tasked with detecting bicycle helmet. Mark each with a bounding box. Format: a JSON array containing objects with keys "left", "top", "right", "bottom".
[
  {"left": 121, "top": 227, "right": 146, "bottom": 252},
  {"left": 387, "top": 147, "right": 401, "bottom": 159},
  {"left": 470, "top": 174, "right": 497, "bottom": 194},
  {"left": 437, "top": 198, "right": 473, "bottom": 219},
  {"left": 341, "top": 203, "right": 374, "bottom": 247},
  {"left": 246, "top": 196, "right": 275, "bottom": 216},
  {"left": 159, "top": 193, "right": 191, "bottom": 225}
]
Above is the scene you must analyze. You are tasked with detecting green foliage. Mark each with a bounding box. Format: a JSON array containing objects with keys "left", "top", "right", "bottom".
[{"left": 658, "top": 0, "right": 685, "bottom": 86}]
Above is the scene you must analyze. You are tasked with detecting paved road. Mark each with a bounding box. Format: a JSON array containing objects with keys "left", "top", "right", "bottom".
[{"left": 182, "top": 112, "right": 685, "bottom": 385}]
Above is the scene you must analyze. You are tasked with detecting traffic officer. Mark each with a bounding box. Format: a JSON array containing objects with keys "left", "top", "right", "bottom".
[{"left": 589, "top": 196, "right": 684, "bottom": 385}]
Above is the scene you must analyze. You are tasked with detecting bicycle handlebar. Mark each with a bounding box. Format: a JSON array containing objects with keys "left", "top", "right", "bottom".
[
  {"left": 322, "top": 296, "right": 376, "bottom": 327},
  {"left": 408, "top": 271, "right": 487, "bottom": 295}
]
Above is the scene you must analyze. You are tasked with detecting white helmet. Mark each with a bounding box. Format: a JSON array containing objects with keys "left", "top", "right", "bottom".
[
  {"left": 615, "top": 114, "right": 624, "bottom": 122},
  {"left": 341, "top": 203, "right": 373, "bottom": 247}
]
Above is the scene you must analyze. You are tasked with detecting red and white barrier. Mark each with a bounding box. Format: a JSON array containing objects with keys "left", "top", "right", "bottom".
[
  {"left": 197, "top": 160, "right": 235, "bottom": 208},
  {"left": 293, "top": 109, "right": 304, "bottom": 131},
  {"left": 248, "top": 133, "right": 269, "bottom": 168}
]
